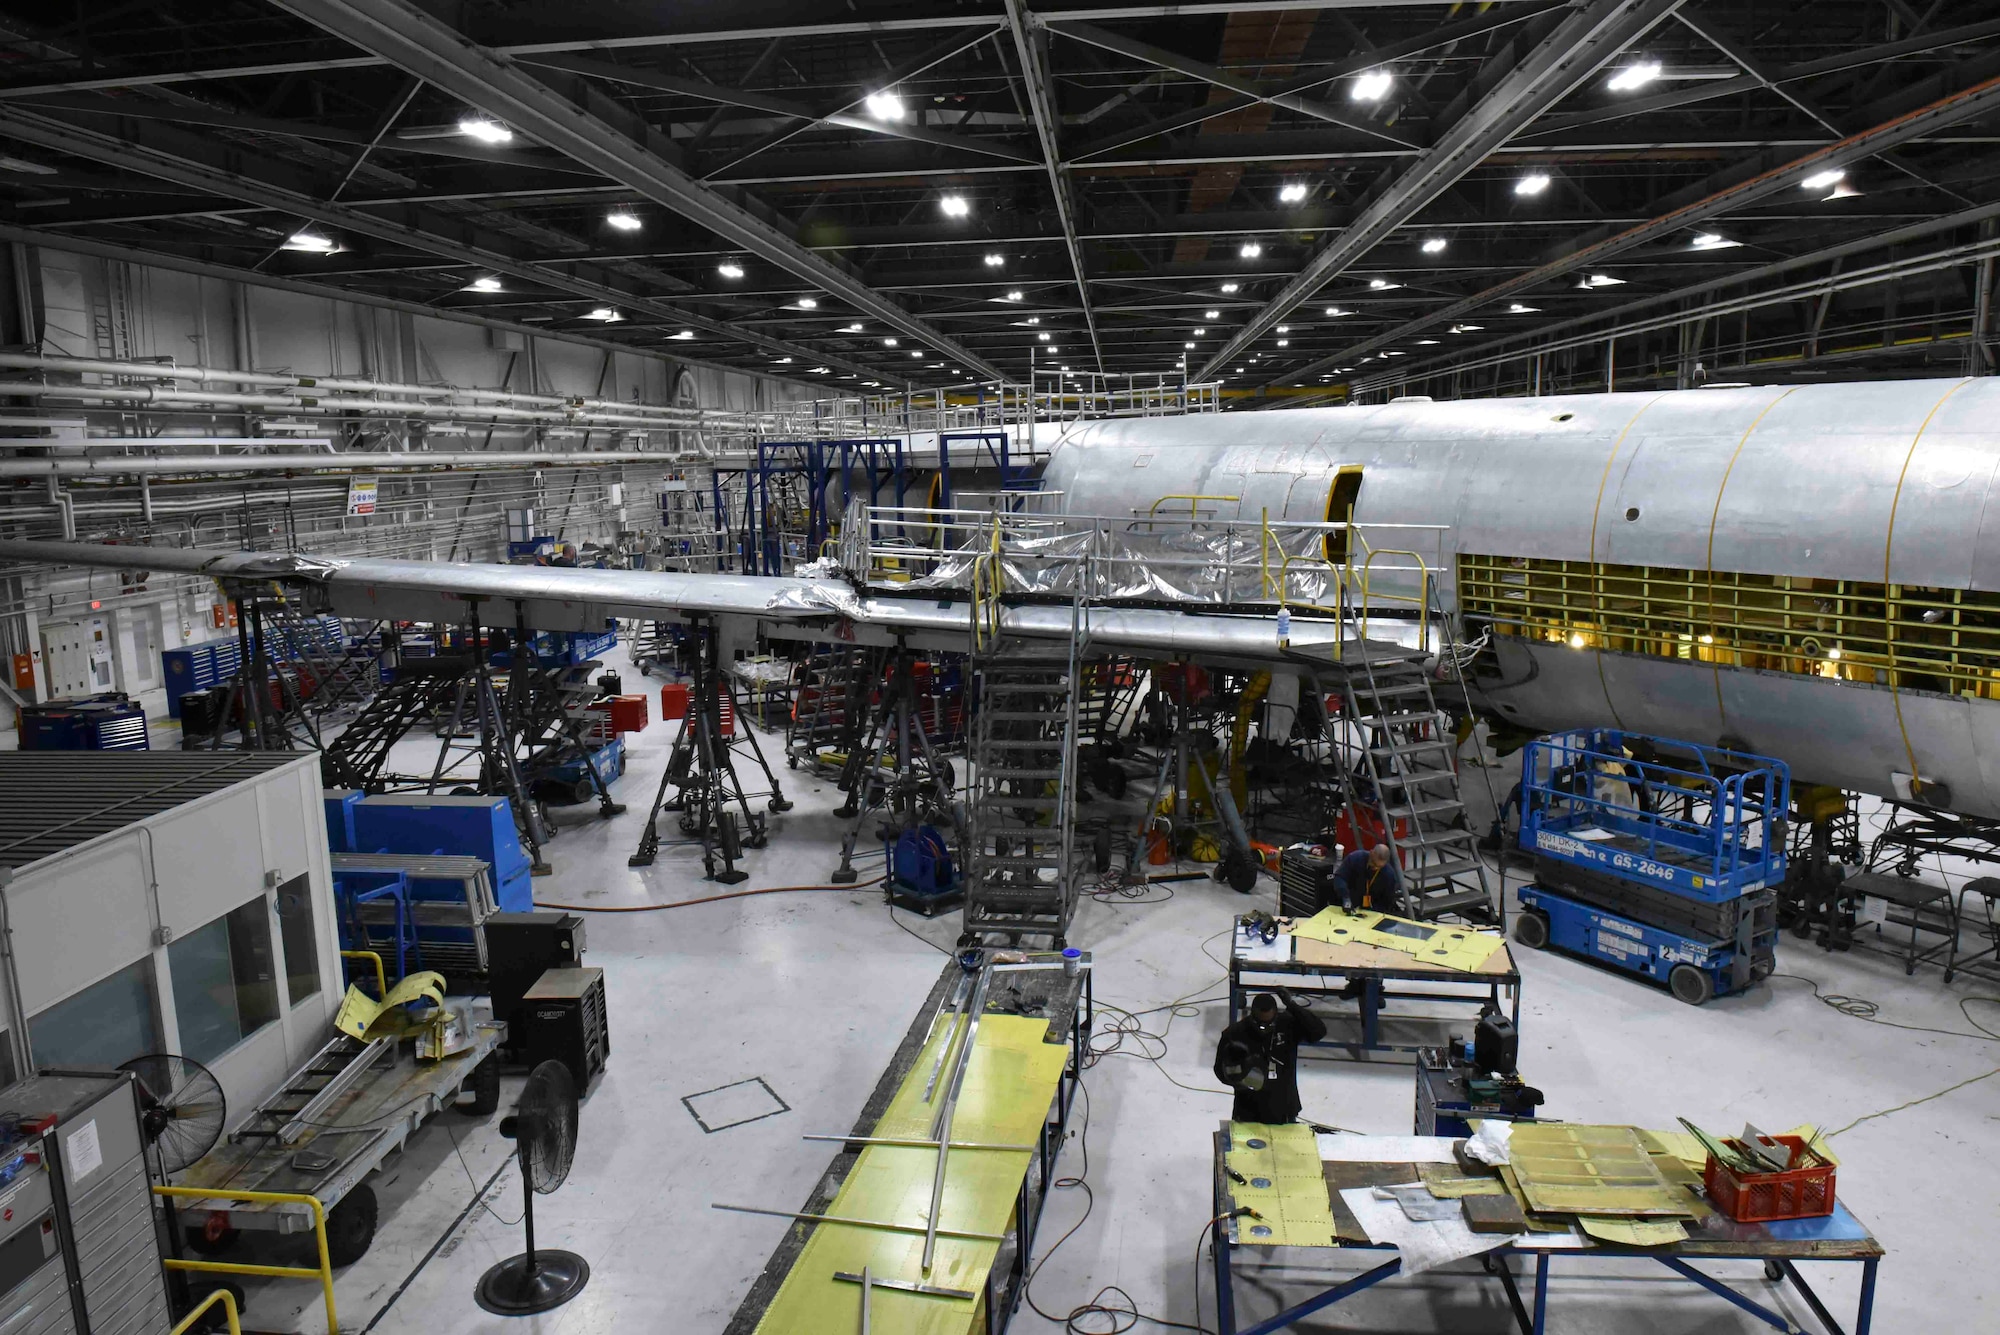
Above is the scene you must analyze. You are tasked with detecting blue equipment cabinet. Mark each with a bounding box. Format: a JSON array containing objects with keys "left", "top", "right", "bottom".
[
  {"left": 1514, "top": 728, "right": 1788, "bottom": 1005},
  {"left": 349, "top": 794, "right": 535, "bottom": 912},
  {"left": 19, "top": 694, "right": 149, "bottom": 750},
  {"left": 323, "top": 789, "right": 364, "bottom": 853}
]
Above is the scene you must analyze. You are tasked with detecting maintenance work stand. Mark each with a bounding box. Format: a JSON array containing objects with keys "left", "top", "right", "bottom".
[
  {"left": 1208, "top": 1125, "right": 1882, "bottom": 1335},
  {"left": 723, "top": 952, "right": 1090, "bottom": 1334},
  {"left": 1512, "top": 729, "right": 1789, "bottom": 1006}
]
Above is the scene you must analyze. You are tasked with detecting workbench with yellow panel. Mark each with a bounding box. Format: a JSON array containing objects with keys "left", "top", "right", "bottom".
[
  {"left": 722, "top": 951, "right": 1089, "bottom": 1335},
  {"left": 1231, "top": 906, "right": 1520, "bottom": 1057}
]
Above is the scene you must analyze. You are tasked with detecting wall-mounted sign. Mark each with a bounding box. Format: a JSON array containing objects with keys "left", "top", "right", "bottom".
[{"left": 348, "top": 475, "right": 379, "bottom": 516}]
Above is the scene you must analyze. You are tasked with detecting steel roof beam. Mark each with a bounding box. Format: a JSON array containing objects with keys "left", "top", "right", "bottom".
[
  {"left": 519, "top": 52, "right": 1039, "bottom": 166},
  {"left": 267, "top": 0, "right": 1002, "bottom": 380},
  {"left": 1046, "top": 19, "right": 1419, "bottom": 151},
  {"left": 1063, "top": 2, "right": 1557, "bottom": 163},
  {"left": 0, "top": 107, "right": 899, "bottom": 384},
  {"left": 1197, "top": 0, "right": 1684, "bottom": 379},
  {"left": 1285, "top": 54, "right": 2000, "bottom": 383},
  {"left": 1005, "top": 0, "right": 1104, "bottom": 372}
]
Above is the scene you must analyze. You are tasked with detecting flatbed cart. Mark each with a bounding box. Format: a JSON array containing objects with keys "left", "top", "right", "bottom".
[
  {"left": 1513, "top": 729, "right": 1788, "bottom": 1005},
  {"left": 171, "top": 1006, "right": 506, "bottom": 1267}
]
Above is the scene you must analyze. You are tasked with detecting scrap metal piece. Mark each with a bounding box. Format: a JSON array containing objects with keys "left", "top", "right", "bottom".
[{"left": 833, "top": 1271, "right": 977, "bottom": 1301}]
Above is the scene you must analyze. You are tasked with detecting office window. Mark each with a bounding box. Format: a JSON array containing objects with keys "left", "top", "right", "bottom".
[
  {"left": 170, "top": 898, "right": 280, "bottom": 1065},
  {"left": 275, "top": 874, "right": 322, "bottom": 1006},
  {"left": 29, "top": 959, "right": 161, "bottom": 1069}
]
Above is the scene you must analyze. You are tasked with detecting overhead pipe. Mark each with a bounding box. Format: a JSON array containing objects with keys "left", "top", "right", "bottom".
[
  {"left": 0, "top": 378, "right": 680, "bottom": 430},
  {"left": 0, "top": 351, "right": 712, "bottom": 423},
  {"left": 0, "top": 448, "right": 669, "bottom": 479}
]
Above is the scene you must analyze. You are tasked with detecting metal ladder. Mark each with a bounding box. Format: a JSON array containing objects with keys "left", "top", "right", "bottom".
[
  {"left": 786, "top": 644, "right": 870, "bottom": 774},
  {"left": 231, "top": 1035, "right": 395, "bottom": 1146},
  {"left": 1340, "top": 650, "right": 1494, "bottom": 921},
  {"left": 961, "top": 607, "right": 1083, "bottom": 946}
]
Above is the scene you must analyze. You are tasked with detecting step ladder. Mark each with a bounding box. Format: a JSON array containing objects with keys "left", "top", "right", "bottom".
[
  {"left": 786, "top": 645, "right": 870, "bottom": 774},
  {"left": 231, "top": 1035, "right": 395, "bottom": 1146},
  {"left": 961, "top": 637, "right": 1082, "bottom": 947},
  {"left": 1340, "top": 652, "right": 1494, "bottom": 921}
]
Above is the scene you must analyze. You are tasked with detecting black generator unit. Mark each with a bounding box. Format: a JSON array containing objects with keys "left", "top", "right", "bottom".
[
  {"left": 521, "top": 966, "right": 609, "bottom": 1092},
  {"left": 484, "top": 912, "right": 586, "bottom": 1047},
  {"left": 19, "top": 693, "right": 149, "bottom": 751},
  {"left": 1279, "top": 843, "right": 1342, "bottom": 918},
  {"left": 177, "top": 687, "right": 228, "bottom": 740}
]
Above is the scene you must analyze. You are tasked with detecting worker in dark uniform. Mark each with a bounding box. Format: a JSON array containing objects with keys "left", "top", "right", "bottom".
[
  {"left": 1212, "top": 990, "right": 1326, "bottom": 1124},
  {"left": 1336, "top": 843, "right": 1405, "bottom": 915}
]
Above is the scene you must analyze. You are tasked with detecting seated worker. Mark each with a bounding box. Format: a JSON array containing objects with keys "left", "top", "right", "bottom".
[
  {"left": 1336, "top": 843, "right": 1405, "bottom": 916},
  {"left": 1212, "top": 990, "right": 1327, "bottom": 1124}
]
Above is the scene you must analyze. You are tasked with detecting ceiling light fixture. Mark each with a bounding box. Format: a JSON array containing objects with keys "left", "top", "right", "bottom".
[
  {"left": 910, "top": 351, "right": 924, "bottom": 358},
  {"left": 1368, "top": 278, "right": 1399, "bottom": 290},
  {"left": 606, "top": 211, "right": 642, "bottom": 232},
  {"left": 865, "top": 91, "right": 905, "bottom": 122},
  {"left": 1239, "top": 242, "right": 1262, "bottom": 258},
  {"left": 1507, "top": 302, "right": 1540, "bottom": 313},
  {"left": 796, "top": 296, "right": 818, "bottom": 309},
  {"left": 940, "top": 194, "right": 971, "bottom": 218},
  {"left": 1204, "top": 309, "right": 1220, "bottom": 319},
  {"left": 466, "top": 276, "right": 502, "bottom": 292},
  {"left": 1277, "top": 339, "right": 1289, "bottom": 347},
  {"left": 983, "top": 253, "right": 1005, "bottom": 267},
  {"left": 1220, "top": 282, "right": 1239, "bottom": 293},
  {"left": 1449, "top": 323, "right": 1483, "bottom": 333},
  {"left": 1193, "top": 327, "right": 1206, "bottom": 336},
  {"left": 1580, "top": 273, "right": 1627, "bottom": 288},
  {"left": 1324, "top": 306, "right": 1349, "bottom": 317},
  {"left": 1801, "top": 168, "right": 1845, "bottom": 191},
  {"left": 1276, "top": 325, "right": 1290, "bottom": 334},
  {"left": 1278, "top": 182, "right": 1308, "bottom": 203},
  {"left": 1606, "top": 60, "right": 1662, "bottom": 92},
  {"left": 583, "top": 307, "right": 623, "bottom": 321},
  {"left": 1350, "top": 69, "right": 1392, "bottom": 102},
  {"left": 1689, "top": 232, "right": 1742, "bottom": 251},
  {"left": 842, "top": 323, "right": 864, "bottom": 333},
  {"left": 1038, "top": 332, "right": 1051, "bottom": 341},
  {"left": 1514, "top": 172, "right": 1552, "bottom": 196},
  {"left": 1006, "top": 290, "right": 1023, "bottom": 301},
  {"left": 884, "top": 337, "right": 899, "bottom": 346},
  {"left": 717, "top": 261, "right": 744, "bottom": 278},
  {"left": 1421, "top": 237, "right": 1448, "bottom": 254},
  {"left": 671, "top": 329, "right": 694, "bottom": 340},
  {"left": 282, "top": 231, "right": 338, "bottom": 254},
  {"left": 458, "top": 117, "right": 513, "bottom": 144}
]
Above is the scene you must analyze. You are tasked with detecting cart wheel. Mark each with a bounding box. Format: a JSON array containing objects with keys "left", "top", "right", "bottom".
[
  {"left": 1227, "top": 857, "right": 1258, "bottom": 895},
  {"left": 1092, "top": 828, "right": 1113, "bottom": 874},
  {"left": 1763, "top": 1260, "right": 1784, "bottom": 1282},
  {"left": 462, "top": 1055, "right": 501, "bottom": 1117},
  {"left": 324, "top": 1184, "right": 378, "bottom": 1268},
  {"left": 185, "top": 1214, "right": 239, "bottom": 1256},
  {"left": 1669, "top": 964, "right": 1715, "bottom": 1007},
  {"left": 1512, "top": 909, "right": 1550, "bottom": 950}
]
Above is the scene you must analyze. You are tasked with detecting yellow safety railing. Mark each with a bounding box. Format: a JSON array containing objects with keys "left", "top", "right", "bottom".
[
  {"left": 170, "top": 1285, "right": 242, "bottom": 1335},
  {"left": 1357, "top": 544, "right": 1432, "bottom": 647},
  {"left": 1145, "top": 493, "right": 1239, "bottom": 521},
  {"left": 155, "top": 1186, "right": 339, "bottom": 1335},
  {"left": 339, "top": 950, "right": 385, "bottom": 1000}
]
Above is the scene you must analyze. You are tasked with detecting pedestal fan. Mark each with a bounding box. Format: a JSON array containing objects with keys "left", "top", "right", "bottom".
[{"left": 475, "top": 1059, "right": 590, "bottom": 1314}]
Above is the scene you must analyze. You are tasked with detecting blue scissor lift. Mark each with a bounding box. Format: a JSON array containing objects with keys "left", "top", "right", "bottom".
[{"left": 1513, "top": 728, "right": 1789, "bottom": 1005}]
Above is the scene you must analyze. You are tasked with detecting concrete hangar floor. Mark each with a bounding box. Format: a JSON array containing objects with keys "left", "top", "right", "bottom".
[{"left": 215, "top": 639, "right": 1996, "bottom": 1335}]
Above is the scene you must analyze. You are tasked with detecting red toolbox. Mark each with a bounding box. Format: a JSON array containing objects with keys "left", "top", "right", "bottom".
[
  {"left": 588, "top": 694, "right": 650, "bottom": 735},
  {"left": 659, "top": 682, "right": 690, "bottom": 721}
]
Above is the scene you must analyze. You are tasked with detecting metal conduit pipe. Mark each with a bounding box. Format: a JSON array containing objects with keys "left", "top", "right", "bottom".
[
  {"left": 0, "top": 379, "right": 684, "bottom": 430},
  {"left": 0, "top": 450, "right": 667, "bottom": 479},
  {"left": 0, "top": 352, "right": 759, "bottom": 428}
]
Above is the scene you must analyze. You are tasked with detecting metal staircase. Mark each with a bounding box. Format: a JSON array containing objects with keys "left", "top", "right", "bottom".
[
  {"left": 1339, "top": 650, "right": 1493, "bottom": 921},
  {"left": 961, "top": 623, "right": 1083, "bottom": 947}
]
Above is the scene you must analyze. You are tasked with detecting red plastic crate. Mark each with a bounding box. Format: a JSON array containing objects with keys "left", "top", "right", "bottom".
[{"left": 1702, "top": 1136, "right": 1836, "bottom": 1223}]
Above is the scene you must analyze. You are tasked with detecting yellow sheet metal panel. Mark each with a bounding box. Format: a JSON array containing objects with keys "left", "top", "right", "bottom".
[
  {"left": 1506, "top": 1123, "right": 1694, "bottom": 1218},
  {"left": 1225, "top": 1123, "right": 1336, "bottom": 1247},
  {"left": 1288, "top": 907, "right": 1509, "bottom": 973},
  {"left": 752, "top": 1014, "right": 1069, "bottom": 1335}
]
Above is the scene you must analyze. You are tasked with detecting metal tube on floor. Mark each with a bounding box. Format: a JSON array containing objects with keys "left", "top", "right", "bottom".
[{"left": 923, "top": 956, "right": 992, "bottom": 1273}]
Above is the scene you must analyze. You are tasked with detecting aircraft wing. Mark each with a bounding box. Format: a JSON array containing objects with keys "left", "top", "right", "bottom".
[{"left": 0, "top": 539, "right": 1358, "bottom": 664}]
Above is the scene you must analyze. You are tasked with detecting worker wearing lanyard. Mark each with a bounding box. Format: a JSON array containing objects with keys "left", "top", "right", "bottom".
[
  {"left": 1213, "top": 990, "right": 1327, "bottom": 1124},
  {"left": 1337, "top": 844, "right": 1404, "bottom": 916}
]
